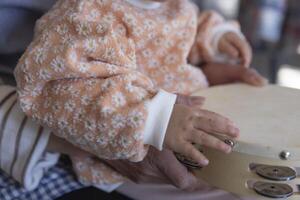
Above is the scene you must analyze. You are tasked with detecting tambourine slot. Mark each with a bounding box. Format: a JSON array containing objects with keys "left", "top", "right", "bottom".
[
  {"left": 245, "top": 180, "right": 252, "bottom": 190},
  {"left": 249, "top": 163, "right": 257, "bottom": 171},
  {"left": 246, "top": 180, "right": 258, "bottom": 190}
]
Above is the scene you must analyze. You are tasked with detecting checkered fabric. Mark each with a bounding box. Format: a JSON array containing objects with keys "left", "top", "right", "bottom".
[{"left": 0, "top": 157, "right": 84, "bottom": 200}]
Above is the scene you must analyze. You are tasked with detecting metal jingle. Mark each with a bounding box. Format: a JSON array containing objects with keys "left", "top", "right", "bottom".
[
  {"left": 253, "top": 182, "right": 293, "bottom": 199},
  {"left": 255, "top": 165, "right": 297, "bottom": 181},
  {"left": 224, "top": 139, "right": 235, "bottom": 148},
  {"left": 174, "top": 153, "right": 201, "bottom": 169}
]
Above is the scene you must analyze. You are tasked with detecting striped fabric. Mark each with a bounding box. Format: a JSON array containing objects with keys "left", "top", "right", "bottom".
[
  {"left": 0, "top": 85, "right": 59, "bottom": 190},
  {"left": 0, "top": 157, "right": 83, "bottom": 200},
  {"left": 0, "top": 84, "right": 85, "bottom": 199}
]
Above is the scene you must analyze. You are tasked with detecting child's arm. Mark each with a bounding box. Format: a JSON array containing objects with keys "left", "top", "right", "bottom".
[
  {"left": 189, "top": 11, "right": 251, "bottom": 67},
  {"left": 14, "top": 9, "right": 176, "bottom": 162}
]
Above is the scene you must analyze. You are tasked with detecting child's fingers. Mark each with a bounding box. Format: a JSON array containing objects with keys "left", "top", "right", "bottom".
[
  {"left": 179, "top": 142, "right": 209, "bottom": 166},
  {"left": 190, "top": 129, "right": 231, "bottom": 154},
  {"left": 228, "top": 34, "right": 252, "bottom": 67},
  {"left": 219, "top": 39, "right": 239, "bottom": 59},
  {"left": 193, "top": 109, "right": 240, "bottom": 137}
]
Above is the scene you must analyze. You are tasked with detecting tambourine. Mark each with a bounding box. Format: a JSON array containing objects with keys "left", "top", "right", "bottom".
[{"left": 176, "top": 84, "right": 300, "bottom": 199}]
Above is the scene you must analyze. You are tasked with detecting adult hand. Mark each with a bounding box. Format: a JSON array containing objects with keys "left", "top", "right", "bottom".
[
  {"left": 104, "top": 147, "right": 203, "bottom": 191},
  {"left": 46, "top": 134, "right": 91, "bottom": 157},
  {"left": 202, "top": 63, "right": 268, "bottom": 86},
  {"left": 47, "top": 136, "right": 203, "bottom": 191}
]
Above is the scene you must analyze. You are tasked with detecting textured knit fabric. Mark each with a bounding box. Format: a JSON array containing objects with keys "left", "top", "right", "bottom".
[{"left": 14, "top": 0, "right": 242, "bottom": 187}]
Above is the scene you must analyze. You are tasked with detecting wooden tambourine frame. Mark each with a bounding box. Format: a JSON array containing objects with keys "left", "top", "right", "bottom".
[{"left": 187, "top": 84, "right": 300, "bottom": 199}]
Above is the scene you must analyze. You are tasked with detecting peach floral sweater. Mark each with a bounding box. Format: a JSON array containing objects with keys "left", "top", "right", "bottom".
[{"left": 14, "top": 0, "right": 242, "bottom": 191}]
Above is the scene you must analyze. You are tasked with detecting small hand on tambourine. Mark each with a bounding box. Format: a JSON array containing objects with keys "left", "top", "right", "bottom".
[
  {"left": 170, "top": 65, "right": 266, "bottom": 168},
  {"left": 165, "top": 95, "right": 240, "bottom": 167}
]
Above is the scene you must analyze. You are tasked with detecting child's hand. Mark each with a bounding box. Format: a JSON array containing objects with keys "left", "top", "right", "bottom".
[
  {"left": 218, "top": 32, "right": 252, "bottom": 67},
  {"left": 164, "top": 104, "right": 240, "bottom": 166}
]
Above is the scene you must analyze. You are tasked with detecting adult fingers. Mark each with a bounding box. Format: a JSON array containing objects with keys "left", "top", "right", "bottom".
[
  {"left": 156, "top": 150, "right": 200, "bottom": 191},
  {"left": 175, "top": 142, "right": 209, "bottom": 166}
]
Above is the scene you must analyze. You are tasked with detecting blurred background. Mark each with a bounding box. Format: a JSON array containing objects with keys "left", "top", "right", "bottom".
[
  {"left": 194, "top": 0, "right": 300, "bottom": 89},
  {"left": 0, "top": 0, "right": 299, "bottom": 88}
]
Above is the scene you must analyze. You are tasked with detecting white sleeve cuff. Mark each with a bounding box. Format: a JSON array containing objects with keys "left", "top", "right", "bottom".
[
  {"left": 0, "top": 86, "right": 59, "bottom": 191},
  {"left": 209, "top": 22, "right": 245, "bottom": 63},
  {"left": 143, "top": 90, "right": 177, "bottom": 150}
]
